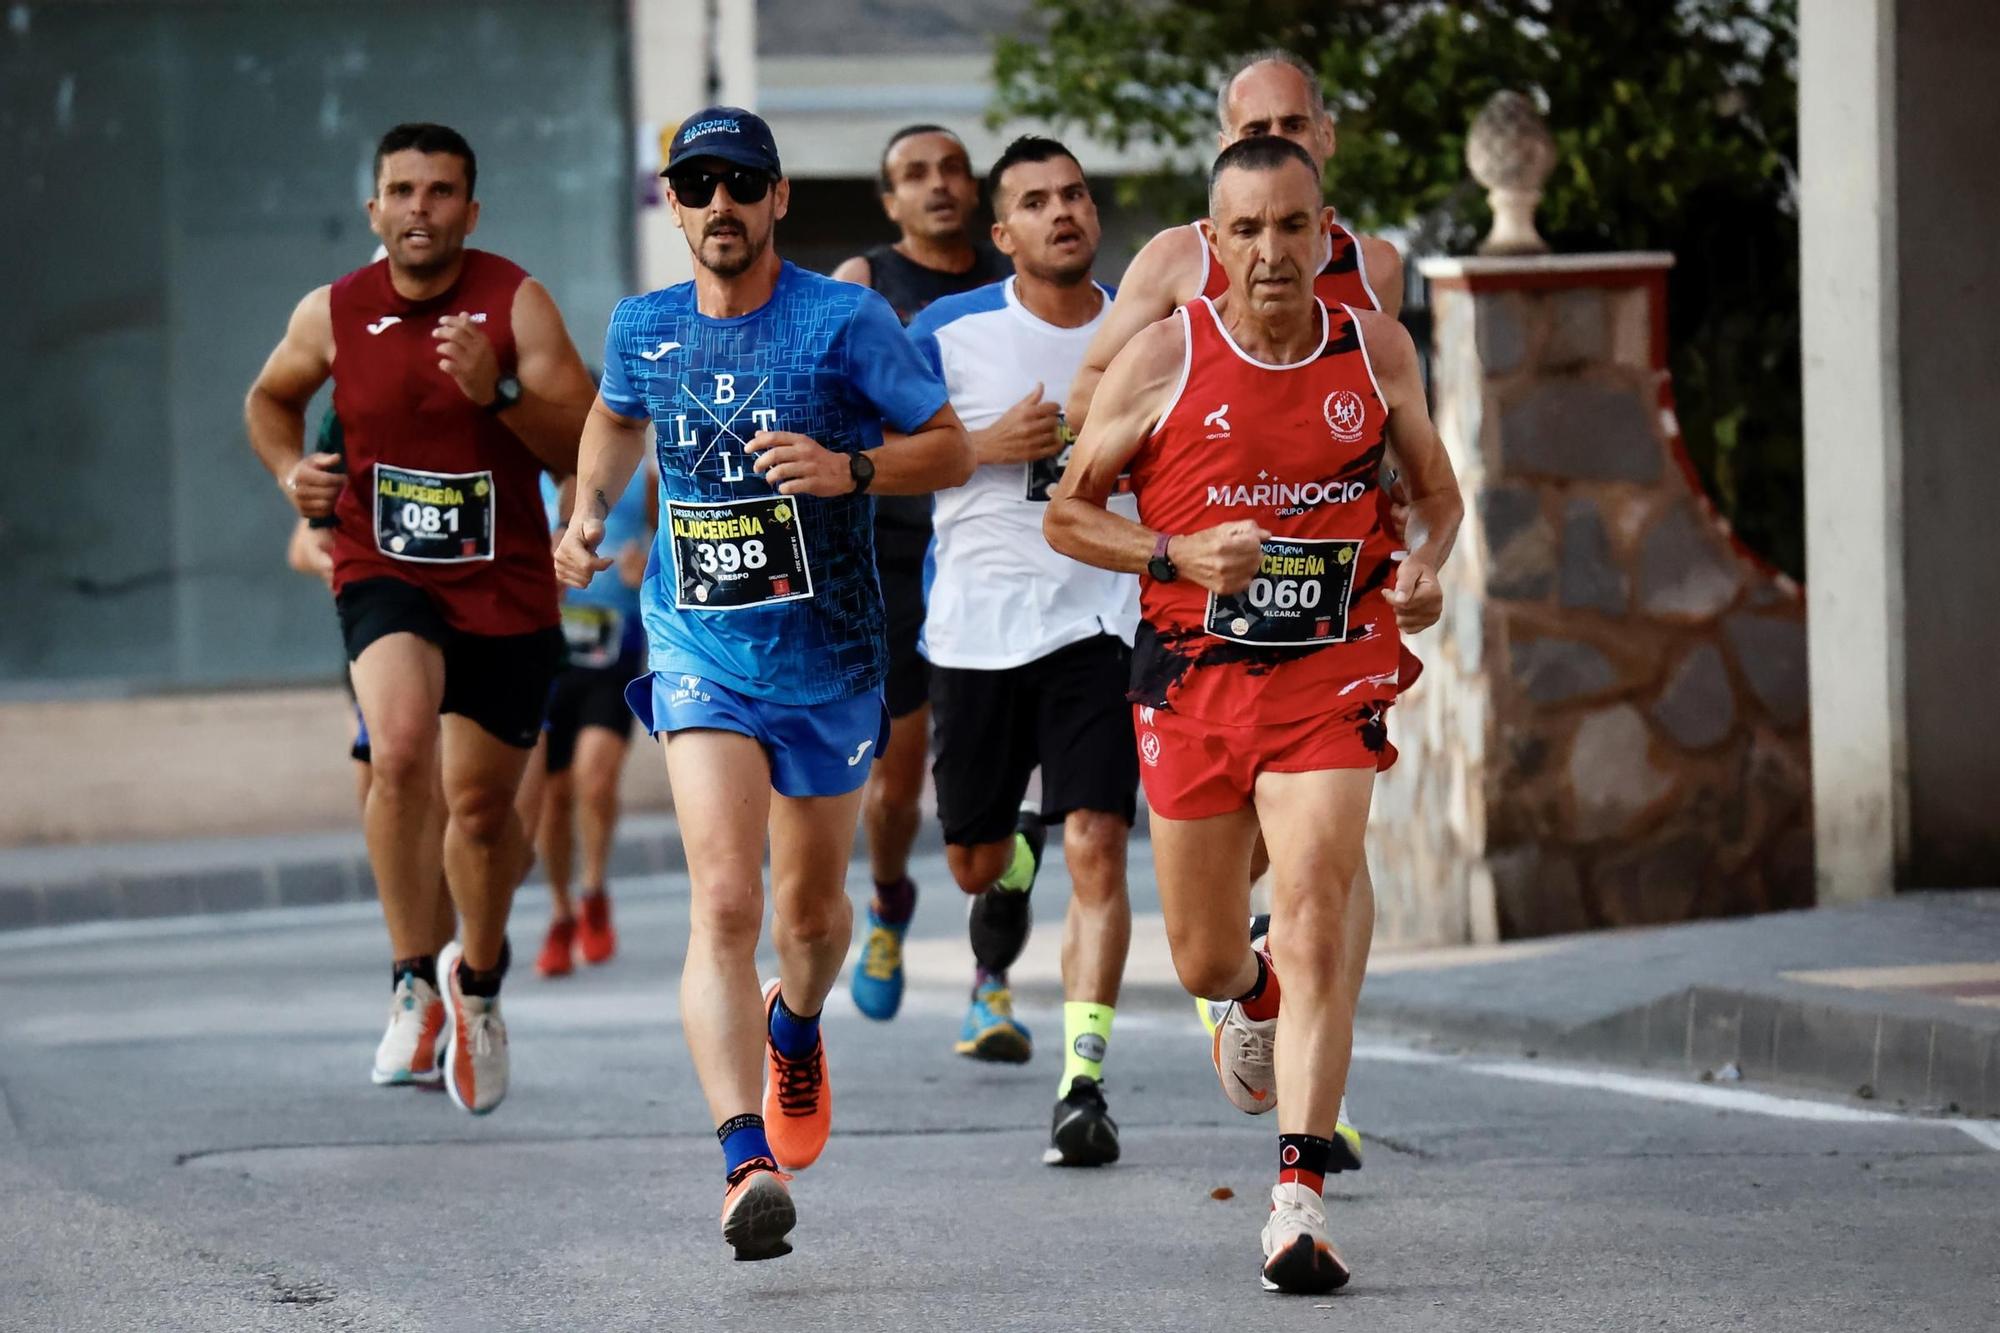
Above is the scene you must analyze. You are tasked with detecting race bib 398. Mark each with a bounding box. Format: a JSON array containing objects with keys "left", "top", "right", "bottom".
[{"left": 667, "top": 495, "right": 813, "bottom": 611}]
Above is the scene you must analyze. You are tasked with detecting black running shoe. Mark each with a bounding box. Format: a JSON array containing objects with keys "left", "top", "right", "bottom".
[
  {"left": 1041, "top": 1076, "right": 1121, "bottom": 1167},
  {"left": 968, "top": 806, "right": 1046, "bottom": 974}
]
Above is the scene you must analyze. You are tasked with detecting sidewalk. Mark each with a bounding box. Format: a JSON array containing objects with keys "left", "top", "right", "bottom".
[
  {"left": 0, "top": 816, "right": 696, "bottom": 932},
  {"left": 1355, "top": 891, "right": 2000, "bottom": 1118}
]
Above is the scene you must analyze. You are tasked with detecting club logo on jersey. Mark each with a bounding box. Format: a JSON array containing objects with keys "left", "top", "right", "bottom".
[
  {"left": 366, "top": 316, "right": 402, "bottom": 335},
  {"left": 1139, "top": 730, "right": 1161, "bottom": 767},
  {"left": 1202, "top": 403, "right": 1232, "bottom": 440},
  {"left": 1324, "top": 390, "right": 1368, "bottom": 444}
]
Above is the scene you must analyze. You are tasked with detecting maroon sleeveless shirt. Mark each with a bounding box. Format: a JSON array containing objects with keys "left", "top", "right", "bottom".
[{"left": 328, "top": 250, "right": 557, "bottom": 636}]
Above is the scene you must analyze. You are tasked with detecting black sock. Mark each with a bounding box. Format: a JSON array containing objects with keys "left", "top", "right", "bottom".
[
  {"left": 1236, "top": 952, "right": 1272, "bottom": 1004},
  {"left": 456, "top": 938, "right": 511, "bottom": 998},
  {"left": 392, "top": 955, "right": 438, "bottom": 990},
  {"left": 1279, "top": 1132, "right": 1333, "bottom": 1194}
]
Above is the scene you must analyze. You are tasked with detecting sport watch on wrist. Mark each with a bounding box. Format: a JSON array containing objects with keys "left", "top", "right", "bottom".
[
  {"left": 849, "top": 450, "right": 876, "bottom": 495},
  {"left": 1147, "top": 532, "right": 1178, "bottom": 583},
  {"left": 485, "top": 375, "right": 523, "bottom": 414}
]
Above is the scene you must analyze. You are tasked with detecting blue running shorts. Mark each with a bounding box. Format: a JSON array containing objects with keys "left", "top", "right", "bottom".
[{"left": 625, "top": 671, "right": 890, "bottom": 798}]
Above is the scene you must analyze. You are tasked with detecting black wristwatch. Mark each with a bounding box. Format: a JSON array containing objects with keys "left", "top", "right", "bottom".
[
  {"left": 849, "top": 450, "right": 876, "bottom": 495},
  {"left": 1146, "top": 531, "right": 1178, "bottom": 582},
  {"left": 485, "top": 374, "right": 523, "bottom": 415}
]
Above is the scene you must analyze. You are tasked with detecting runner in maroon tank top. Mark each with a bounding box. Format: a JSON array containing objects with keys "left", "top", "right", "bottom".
[
  {"left": 246, "top": 123, "right": 596, "bottom": 1116},
  {"left": 1045, "top": 137, "right": 1462, "bottom": 1295}
]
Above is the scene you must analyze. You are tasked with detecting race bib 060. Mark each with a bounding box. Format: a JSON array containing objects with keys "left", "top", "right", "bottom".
[
  {"left": 668, "top": 496, "right": 813, "bottom": 611},
  {"left": 1204, "top": 536, "right": 1362, "bottom": 646},
  {"left": 374, "top": 464, "right": 494, "bottom": 563}
]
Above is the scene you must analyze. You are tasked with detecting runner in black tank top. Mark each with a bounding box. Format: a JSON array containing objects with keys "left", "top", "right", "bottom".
[{"left": 830, "top": 124, "right": 1014, "bottom": 1025}]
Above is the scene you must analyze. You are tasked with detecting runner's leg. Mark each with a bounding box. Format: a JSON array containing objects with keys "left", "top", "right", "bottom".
[
  {"left": 668, "top": 728, "right": 776, "bottom": 1124},
  {"left": 539, "top": 767, "right": 578, "bottom": 920},
  {"left": 864, "top": 704, "right": 927, "bottom": 886},
  {"left": 1252, "top": 767, "right": 1374, "bottom": 1143},
  {"left": 350, "top": 634, "right": 447, "bottom": 961},
  {"left": 439, "top": 715, "right": 535, "bottom": 973},
  {"left": 1151, "top": 805, "right": 1262, "bottom": 1003},
  {"left": 573, "top": 725, "right": 631, "bottom": 895},
  {"left": 768, "top": 786, "right": 865, "bottom": 1026}
]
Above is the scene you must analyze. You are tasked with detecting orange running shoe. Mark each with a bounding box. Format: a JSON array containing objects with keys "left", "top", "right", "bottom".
[
  {"left": 576, "top": 891, "right": 616, "bottom": 966},
  {"left": 720, "top": 1157, "right": 796, "bottom": 1261},
  {"left": 535, "top": 917, "right": 576, "bottom": 978},
  {"left": 761, "top": 980, "right": 831, "bottom": 1170}
]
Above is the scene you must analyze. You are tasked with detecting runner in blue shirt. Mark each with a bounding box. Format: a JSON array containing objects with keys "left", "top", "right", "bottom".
[
  {"left": 554, "top": 107, "right": 972, "bottom": 1263},
  {"left": 532, "top": 464, "right": 655, "bottom": 979}
]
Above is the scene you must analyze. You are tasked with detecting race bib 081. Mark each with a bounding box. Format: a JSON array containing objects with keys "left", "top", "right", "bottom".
[
  {"left": 1204, "top": 536, "right": 1362, "bottom": 646},
  {"left": 374, "top": 464, "right": 494, "bottom": 563},
  {"left": 667, "top": 495, "right": 813, "bottom": 611}
]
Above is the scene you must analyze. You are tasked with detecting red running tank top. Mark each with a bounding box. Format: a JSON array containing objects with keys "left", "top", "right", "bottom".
[
  {"left": 1195, "top": 218, "right": 1383, "bottom": 310},
  {"left": 328, "top": 250, "right": 556, "bottom": 635},
  {"left": 1126, "top": 297, "right": 1401, "bottom": 724}
]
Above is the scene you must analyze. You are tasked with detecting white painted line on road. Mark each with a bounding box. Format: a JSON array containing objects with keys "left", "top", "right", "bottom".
[
  {"left": 1349, "top": 1038, "right": 2000, "bottom": 1148},
  {"left": 1951, "top": 1119, "right": 2000, "bottom": 1152}
]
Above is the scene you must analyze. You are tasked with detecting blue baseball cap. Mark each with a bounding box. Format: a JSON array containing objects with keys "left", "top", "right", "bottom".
[{"left": 663, "top": 106, "right": 783, "bottom": 178}]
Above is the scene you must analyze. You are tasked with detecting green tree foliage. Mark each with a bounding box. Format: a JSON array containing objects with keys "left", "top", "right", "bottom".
[{"left": 994, "top": 0, "right": 1802, "bottom": 576}]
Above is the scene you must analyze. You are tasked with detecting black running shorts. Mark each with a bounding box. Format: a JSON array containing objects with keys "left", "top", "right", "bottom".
[
  {"left": 930, "top": 634, "right": 1139, "bottom": 847},
  {"left": 336, "top": 577, "right": 564, "bottom": 750},
  {"left": 874, "top": 513, "right": 931, "bottom": 719},
  {"left": 543, "top": 653, "right": 642, "bottom": 774}
]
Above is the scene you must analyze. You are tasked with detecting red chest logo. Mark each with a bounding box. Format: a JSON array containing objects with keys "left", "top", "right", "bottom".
[{"left": 1323, "top": 390, "right": 1367, "bottom": 444}]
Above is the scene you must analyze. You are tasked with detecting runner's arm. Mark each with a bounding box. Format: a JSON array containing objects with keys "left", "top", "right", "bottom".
[
  {"left": 554, "top": 397, "right": 650, "bottom": 588},
  {"left": 502, "top": 278, "right": 597, "bottom": 477},
  {"left": 1359, "top": 236, "right": 1405, "bottom": 320},
  {"left": 830, "top": 254, "right": 873, "bottom": 287},
  {"left": 860, "top": 403, "right": 974, "bottom": 494},
  {"left": 1359, "top": 311, "right": 1459, "bottom": 569},
  {"left": 245, "top": 286, "right": 340, "bottom": 515},
  {"left": 1065, "top": 225, "right": 1203, "bottom": 431},
  {"left": 1043, "top": 317, "right": 1184, "bottom": 574}
]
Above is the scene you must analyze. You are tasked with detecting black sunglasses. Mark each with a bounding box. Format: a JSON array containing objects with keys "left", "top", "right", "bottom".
[{"left": 667, "top": 167, "right": 773, "bottom": 207}]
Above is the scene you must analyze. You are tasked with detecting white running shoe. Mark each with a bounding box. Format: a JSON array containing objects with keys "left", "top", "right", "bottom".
[
  {"left": 370, "top": 971, "right": 445, "bottom": 1086},
  {"left": 438, "top": 941, "right": 509, "bottom": 1115},
  {"left": 1211, "top": 998, "right": 1278, "bottom": 1114},
  {"left": 1259, "top": 1182, "right": 1350, "bottom": 1294}
]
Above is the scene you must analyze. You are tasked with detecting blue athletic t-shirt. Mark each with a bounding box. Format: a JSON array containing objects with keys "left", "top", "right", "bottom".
[{"left": 600, "top": 261, "right": 949, "bottom": 705}]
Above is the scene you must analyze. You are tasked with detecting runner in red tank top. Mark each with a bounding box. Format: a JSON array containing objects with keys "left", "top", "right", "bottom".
[
  {"left": 1064, "top": 49, "right": 1414, "bottom": 1178},
  {"left": 246, "top": 124, "right": 596, "bottom": 1117},
  {"left": 1045, "top": 137, "right": 1462, "bottom": 1296}
]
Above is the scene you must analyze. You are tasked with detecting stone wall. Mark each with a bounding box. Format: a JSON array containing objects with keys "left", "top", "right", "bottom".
[{"left": 1369, "top": 255, "right": 1812, "bottom": 945}]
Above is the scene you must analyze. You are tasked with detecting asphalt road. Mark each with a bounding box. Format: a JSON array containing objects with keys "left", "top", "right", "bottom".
[{"left": 2, "top": 850, "right": 1995, "bottom": 1332}]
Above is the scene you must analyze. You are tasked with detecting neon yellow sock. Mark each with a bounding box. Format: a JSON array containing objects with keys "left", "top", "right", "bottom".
[
  {"left": 994, "top": 831, "right": 1036, "bottom": 893},
  {"left": 1061, "top": 1001, "right": 1114, "bottom": 1093}
]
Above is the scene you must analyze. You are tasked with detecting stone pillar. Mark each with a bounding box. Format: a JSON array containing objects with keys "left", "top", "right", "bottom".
[{"left": 1370, "top": 255, "right": 1813, "bottom": 945}]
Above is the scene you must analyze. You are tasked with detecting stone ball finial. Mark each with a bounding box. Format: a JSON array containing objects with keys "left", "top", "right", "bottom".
[{"left": 1467, "top": 90, "right": 1555, "bottom": 256}]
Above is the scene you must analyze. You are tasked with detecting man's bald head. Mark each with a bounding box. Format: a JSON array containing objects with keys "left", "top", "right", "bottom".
[{"left": 1214, "top": 49, "right": 1337, "bottom": 170}]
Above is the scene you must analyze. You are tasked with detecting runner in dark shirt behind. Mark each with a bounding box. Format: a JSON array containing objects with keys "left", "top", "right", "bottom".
[{"left": 830, "top": 124, "right": 1013, "bottom": 1025}]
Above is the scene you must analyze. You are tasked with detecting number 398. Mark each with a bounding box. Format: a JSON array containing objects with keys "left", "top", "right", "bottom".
[{"left": 694, "top": 539, "right": 768, "bottom": 574}]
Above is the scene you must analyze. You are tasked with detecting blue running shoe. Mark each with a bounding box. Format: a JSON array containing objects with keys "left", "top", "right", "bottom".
[
  {"left": 955, "top": 979, "right": 1033, "bottom": 1063},
  {"left": 849, "top": 908, "right": 909, "bottom": 1022}
]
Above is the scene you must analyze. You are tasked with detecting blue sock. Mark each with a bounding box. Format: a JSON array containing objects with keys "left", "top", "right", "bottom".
[
  {"left": 768, "top": 990, "right": 821, "bottom": 1061},
  {"left": 718, "top": 1113, "right": 773, "bottom": 1178}
]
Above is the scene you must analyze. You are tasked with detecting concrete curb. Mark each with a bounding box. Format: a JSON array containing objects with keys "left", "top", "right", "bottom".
[{"left": 1360, "top": 982, "right": 2000, "bottom": 1119}]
